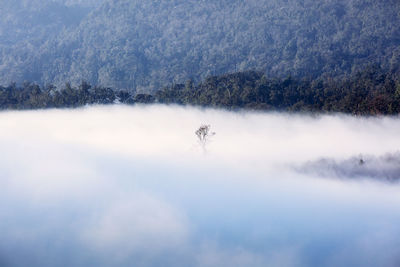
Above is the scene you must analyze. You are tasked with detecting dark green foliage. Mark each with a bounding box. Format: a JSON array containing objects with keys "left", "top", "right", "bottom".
[
  {"left": 134, "top": 94, "right": 155, "bottom": 104},
  {"left": 2, "top": 67, "right": 400, "bottom": 116},
  {"left": 155, "top": 68, "right": 400, "bottom": 115},
  {"left": 1, "top": 0, "right": 400, "bottom": 92},
  {"left": 0, "top": 81, "right": 131, "bottom": 110}
]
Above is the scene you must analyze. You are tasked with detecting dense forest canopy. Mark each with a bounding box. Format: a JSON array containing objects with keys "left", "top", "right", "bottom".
[
  {"left": 0, "top": 0, "right": 399, "bottom": 92},
  {"left": 156, "top": 67, "right": 400, "bottom": 115},
  {"left": 0, "top": 0, "right": 102, "bottom": 83},
  {"left": 1, "top": 67, "right": 400, "bottom": 115}
]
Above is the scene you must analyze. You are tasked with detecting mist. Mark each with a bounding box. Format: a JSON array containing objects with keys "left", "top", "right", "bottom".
[{"left": 1, "top": 105, "right": 400, "bottom": 267}]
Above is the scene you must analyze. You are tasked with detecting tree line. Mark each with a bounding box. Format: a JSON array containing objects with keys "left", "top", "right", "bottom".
[
  {"left": 156, "top": 67, "right": 400, "bottom": 115},
  {"left": 1, "top": 66, "right": 400, "bottom": 115}
]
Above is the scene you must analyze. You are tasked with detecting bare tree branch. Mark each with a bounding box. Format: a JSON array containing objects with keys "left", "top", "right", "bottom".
[{"left": 195, "top": 124, "right": 215, "bottom": 153}]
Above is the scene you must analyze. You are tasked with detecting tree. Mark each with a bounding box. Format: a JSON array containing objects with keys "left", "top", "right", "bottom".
[{"left": 195, "top": 124, "right": 215, "bottom": 153}]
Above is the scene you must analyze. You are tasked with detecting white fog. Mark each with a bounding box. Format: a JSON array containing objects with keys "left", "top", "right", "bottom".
[{"left": 0, "top": 105, "right": 400, "bottom": 267}]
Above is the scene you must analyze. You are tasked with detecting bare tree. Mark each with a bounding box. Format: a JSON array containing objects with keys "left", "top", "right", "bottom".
[{"left": 195, "top": 124, "right": 215, "bottom": 152}]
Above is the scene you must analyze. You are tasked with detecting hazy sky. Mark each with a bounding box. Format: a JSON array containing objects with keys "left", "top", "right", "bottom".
[{"left": 0, "top": 105, "right": 400, "bottom": 267}]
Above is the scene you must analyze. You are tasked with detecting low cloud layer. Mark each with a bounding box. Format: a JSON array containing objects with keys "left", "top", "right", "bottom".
[
  {"left": 298, "top": 152, "right": 400, "bottom": 182},
  {"left": 0, "top": 105, "right": 400, "bottom": 266}
]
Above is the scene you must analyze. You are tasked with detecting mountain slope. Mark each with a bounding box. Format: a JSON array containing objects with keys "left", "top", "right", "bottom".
[
  {"left": 3, "top": 0, "right": 400, "bottom": 91},
  {"left": 0, "top": 0, "right": 102, "bottom": 83}
]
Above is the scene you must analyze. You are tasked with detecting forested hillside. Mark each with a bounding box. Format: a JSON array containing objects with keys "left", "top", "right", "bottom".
[
  {"left": 0, "top": 0, "right": 102, "bottom": 83},
  {"left": 156, "top": 68, "right": 400, "bottom": 115},
  {"left": 1, "top": 67, "right": 400, "bottom": 115},
  {"left": 1, "top": 0, "right": 400, "bottom": 92}
]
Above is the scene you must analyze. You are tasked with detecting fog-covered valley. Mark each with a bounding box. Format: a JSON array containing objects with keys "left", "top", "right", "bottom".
[
  {"left": 0, "top": 105, "right": 400, "bottom": 266},
  {"left": 2, "top": 0, "right": 400, "bottom": 264}
]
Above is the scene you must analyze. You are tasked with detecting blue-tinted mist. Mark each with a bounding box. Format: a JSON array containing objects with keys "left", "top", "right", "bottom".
[{"left": 0, "top": 105, "right": 400, "bottom": 267}]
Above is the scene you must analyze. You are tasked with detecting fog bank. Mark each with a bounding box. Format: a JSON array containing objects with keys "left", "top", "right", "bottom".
[{"left": 0, "top": 105, "right": 400, "bottom": 267}]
